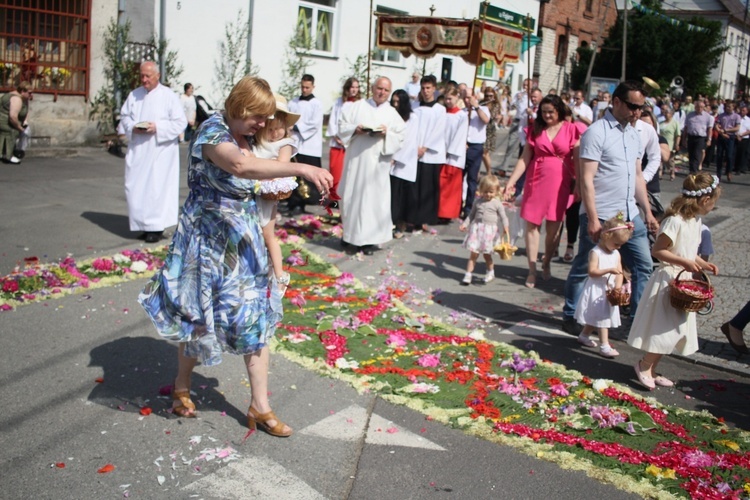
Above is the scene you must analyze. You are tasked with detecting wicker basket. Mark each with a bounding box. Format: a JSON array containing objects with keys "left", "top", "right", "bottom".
[
  {"left": 606, "top": 284, "right": 631, "bottom": 307},
  {"left": 669, "top": 269, "right": 714, "bottom": 313},
  {"left": 493, "top": 234, "right": 517, "bottom": 260},
  {"left": 260, "top": 190, "right": 293, "bottom": 201}
]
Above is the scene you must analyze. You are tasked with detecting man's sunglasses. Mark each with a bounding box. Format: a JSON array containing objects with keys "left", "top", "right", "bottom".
[{"left": 620, "top": 99, "right": 644, "bottom": 111}]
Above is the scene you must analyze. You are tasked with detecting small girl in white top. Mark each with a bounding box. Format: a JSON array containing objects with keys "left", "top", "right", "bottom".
[
  {"left": 253, "top": 95, "right": 300, "bottom": 294},
  {"left": 575, "top": 214, "right": 634, "bottom": 358},
  {"left": 459, "top": 174, "right": 509, "bottom": 285},
  {"left": 628, "top": 173, "right": 720, "bottom": 390}
]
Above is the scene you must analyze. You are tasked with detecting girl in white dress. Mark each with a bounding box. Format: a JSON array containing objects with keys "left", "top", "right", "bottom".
[
  {"left": 253, "top": 95, "right": 301, "bottom": 295},
  {"left": 629, "top": 173, "right": 721, "bottom": 390},
  {"left": 575, "top": 214, "right": 634, "bottom": 358}
]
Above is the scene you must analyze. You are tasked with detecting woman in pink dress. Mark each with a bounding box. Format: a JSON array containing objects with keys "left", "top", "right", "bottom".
[{"left": 505, "top": 94, "right": 581, "bottom": 288}]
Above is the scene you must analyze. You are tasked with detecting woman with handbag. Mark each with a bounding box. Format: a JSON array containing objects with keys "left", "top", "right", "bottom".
[{"left": 504, "top": 95, "right": 582, "bottom": 288}]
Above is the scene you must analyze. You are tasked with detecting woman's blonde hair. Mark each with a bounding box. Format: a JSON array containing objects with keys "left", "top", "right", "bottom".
[
  {"left": 224, "top": 76, "right": 275, "bottom": 120},
  {"left": 478, "top": 174, "right": 501, "bottom": 196},
  {"left": 665, "top": 172, "right": 721, "bottom": 219}
]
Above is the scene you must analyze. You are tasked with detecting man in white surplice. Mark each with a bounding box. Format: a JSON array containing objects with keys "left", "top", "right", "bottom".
[
  {"left": 338, "top": 77, "right": 406, "bottom": 254},
  {"left": 119, "top": 61, "right": 187, "bottom": 243}
]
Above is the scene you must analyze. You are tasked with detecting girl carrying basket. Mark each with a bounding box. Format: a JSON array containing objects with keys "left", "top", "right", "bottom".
[{"left": 628, "top": 173, "right": 720, "bottom": 390}]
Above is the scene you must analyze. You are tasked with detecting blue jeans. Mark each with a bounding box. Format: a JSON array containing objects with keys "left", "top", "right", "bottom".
[
  {"left": 563, "top": 213, "right": 653, "bottom": 319},
  {"left": 716, "top": 135, "right": 736, "bottom": 178},
  {"left": 463, "top": 143, "right": 484, "bottom": 213}
]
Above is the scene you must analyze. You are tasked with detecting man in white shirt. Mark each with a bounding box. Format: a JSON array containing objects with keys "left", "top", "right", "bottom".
[
  {"left": 180, "top": 83, "right": 196, "bottom": 143},
  {"left": 735, "top": 104, "right": 750, "bottom": 174},
  {"left": 287, "top": 74, "right": 324, "bottom": 213},
  {"left": 595, "top": 91, "right": 610, "bottom": 118},
  {"left": 404, "top": 72, "right": 421, "bottom": 102},
  {"left": 572, "top": 90, "right": 593, "bottom": 126},
  {"left": 462, "top": 87, "right": 490, "bottom": 216},
  {"left": 517, "top": 88, "right": 543, "bottom": 155}
]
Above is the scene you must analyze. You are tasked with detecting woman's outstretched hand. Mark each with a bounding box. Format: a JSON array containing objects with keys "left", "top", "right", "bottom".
[{"left": 301, "top": 165, "right": 333, "bottom": 198}]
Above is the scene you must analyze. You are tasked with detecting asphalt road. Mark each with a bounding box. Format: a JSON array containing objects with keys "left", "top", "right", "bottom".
[{"left": 0, "top": 142, "right": 748, "bottom": 499}]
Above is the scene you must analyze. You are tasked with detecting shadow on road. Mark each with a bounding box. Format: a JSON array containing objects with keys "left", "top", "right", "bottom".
[
  {"left": 81, "top": 211, "right": 133, "bottom": 239},
  {"left": 87, "top": 336, "right": 246, "bottom": 425}
]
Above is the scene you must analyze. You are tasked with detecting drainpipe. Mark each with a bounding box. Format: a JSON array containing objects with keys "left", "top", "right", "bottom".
[
  {"left": 246, "top": 0, "right": 255, "bottom": 69},
  {"left": 115, "top": 0, "right": 126, "bottom": 114},
  {"left": 159, "top": 0, "right": 166, "bottom": 78}
]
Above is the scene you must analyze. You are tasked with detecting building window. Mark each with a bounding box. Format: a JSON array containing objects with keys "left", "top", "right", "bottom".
[
  {"left": 585, "top": 0, "right": 594, "bottom": 13},
  {"left": 372, "top": 5, "right": 403, "bottom": 64},
  {"left": 556, "top": 34, "right": 568, "bottom": 66},
  {"left": 0, "top": 0, "right": 91, "bottom": 96},
  {"left": 297, "top": 0, "right": 336, "bottom": 55},
  {"left": 478, "top": 59, "right": 495, "bottom": 78}
]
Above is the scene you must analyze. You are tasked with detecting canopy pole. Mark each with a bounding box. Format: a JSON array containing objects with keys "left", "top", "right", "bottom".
[
  {"left": 526, "top": 14, "right": 531, "bottom": 90},
  {"left": 472, "top": 1, "right": 490, "bottom": 91},
  {"left": 421, "top": 4, "right": 436, "bottom": 76},
  {"left": 367, "top": 0, "right": 374, "bottom": 98}
]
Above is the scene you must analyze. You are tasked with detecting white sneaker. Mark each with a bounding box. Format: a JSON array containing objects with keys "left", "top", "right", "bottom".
[
  {"left": 9, "top": 156, "right": 21, "bottom": 164},
  {"left": 484, "top": 270, "right": 495, "bottom": 283},
  {"left": 461, "top": 272, "right": 472, "bottom": 285},
  {"left": 577, "top": 333, "right": 597, "bottom": 348}
]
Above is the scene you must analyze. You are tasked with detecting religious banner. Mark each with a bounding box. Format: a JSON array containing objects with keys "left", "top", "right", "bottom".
[
  {"left": 376, "top": 16, "right": 474, "bottom": 58},
  {"left": 465, "top": 21, "right": 524, "bottom": 66}
]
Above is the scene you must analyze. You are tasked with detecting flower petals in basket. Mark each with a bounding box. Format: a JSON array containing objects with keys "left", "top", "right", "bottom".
[
  {"left": 260, "top": 177, "right": 298, "bottom": 201},
  {"left": 668, "top": 269, "right": 714, "bottom": 313},
  {"left": 493, "top": 234, "right": 517, "bottom": 260},
  {"left": 606, "top": 280, "right": 631, "bottom": 307}
]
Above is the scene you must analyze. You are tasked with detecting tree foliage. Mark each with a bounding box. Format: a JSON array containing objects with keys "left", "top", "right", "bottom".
[
  {"left": 570, "top": 45, "right": 593, "bottom": 91},
  {"left": 89, "top": 20, "right": 139, "bottom": 133},
  {"left": 90, "top": 19, "right": 184, "bottom": 134},
  {"left": 593, "top": 0, "right": 724, "bottom": 97},
  {"left": 213, "top": 10, "right": 259, "bottom": 105},
  {"left": 278, "top": 32, "right": 312, "bottom": 101}
]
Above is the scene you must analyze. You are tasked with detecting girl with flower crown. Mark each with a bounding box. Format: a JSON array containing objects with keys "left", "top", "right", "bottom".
[{"left": 628, "top": 173, "right": 720, "bottom": 390}]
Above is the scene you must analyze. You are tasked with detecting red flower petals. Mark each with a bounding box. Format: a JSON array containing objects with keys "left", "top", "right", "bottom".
[{"left": 97, "top": 464, "right": 115, "bottom": 474}]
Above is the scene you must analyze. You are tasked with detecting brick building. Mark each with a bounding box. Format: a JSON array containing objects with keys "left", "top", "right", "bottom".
[{"left": 535, "top": 0, "right": 618, "bottom": 94}]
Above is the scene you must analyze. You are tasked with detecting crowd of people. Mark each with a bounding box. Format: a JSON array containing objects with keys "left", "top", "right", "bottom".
[{"left": 109, "top": 62, "right": 748, "bottom": 435}]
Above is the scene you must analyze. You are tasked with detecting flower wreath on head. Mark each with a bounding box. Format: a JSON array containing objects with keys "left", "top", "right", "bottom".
[
  {"left": 603, "top": 212, "right": 635, "bottom": 233},
  {"left": 682, "top": 175, "right": 719, "bottom": 198}
]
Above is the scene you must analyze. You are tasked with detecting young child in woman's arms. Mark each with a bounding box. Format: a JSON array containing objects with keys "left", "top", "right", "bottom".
[
  {"left": 459, "top": 174, "right": 509, "bottom": 285},
  {"left": 252, "top": 95, "right": 300, "bottom": 295},
  {"left": 575, "top": 214, "right": 634, "bottom": 358},
  {"left": 628, "top": 173, "right": 720, "bottom": 390}
]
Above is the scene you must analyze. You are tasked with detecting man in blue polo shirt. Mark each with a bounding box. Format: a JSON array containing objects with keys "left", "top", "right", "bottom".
[{"left": 561, "top": 80, "right": 660, "bottom": 337}]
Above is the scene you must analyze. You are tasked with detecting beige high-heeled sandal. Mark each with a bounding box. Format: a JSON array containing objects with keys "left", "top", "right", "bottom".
[{"left": 247, "top": 406, "right": 292, "bottom": 437}]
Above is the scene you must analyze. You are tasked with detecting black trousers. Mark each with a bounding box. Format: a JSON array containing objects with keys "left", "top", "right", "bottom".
[
  {"left": 687, "top": 135, "right": 706, "bottom": 173},
  {"left": 735, "top": 139, "right": 749, "bottom": 173}
]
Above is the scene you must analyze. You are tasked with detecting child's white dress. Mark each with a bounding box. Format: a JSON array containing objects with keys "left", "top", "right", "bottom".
[
  {"left": 627, "top": 215, "right": 703, "bottom": 355},
  {"left": 574, "top": 245, "right": 621, "bottom": 328},
  {"left": 252, "top": 138, "right": 297, "bottom": 226}
]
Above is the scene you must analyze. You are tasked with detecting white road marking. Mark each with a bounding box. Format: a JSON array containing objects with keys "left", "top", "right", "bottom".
[
  {"left": 299, "top": 404, "right": 445, "bottom": 450},
  {"left": 182, "top": 455, "right": 327, "bottom": 499}
]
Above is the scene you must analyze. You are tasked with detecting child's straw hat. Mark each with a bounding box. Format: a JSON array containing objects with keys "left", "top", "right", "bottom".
[{"left": 272, "top": 93, "right": 301, "bottom": 128}]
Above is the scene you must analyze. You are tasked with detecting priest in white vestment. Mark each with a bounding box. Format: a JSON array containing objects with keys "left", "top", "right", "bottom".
[
  {"left": 338, "top": 77, "right": 406, "bottom": 254},
  {"left": 119, "top": 61, "right": 187, "bottom": 242}
]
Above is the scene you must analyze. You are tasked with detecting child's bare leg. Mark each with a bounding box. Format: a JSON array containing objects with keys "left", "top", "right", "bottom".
[
  {"left": 577, "top": 324, "right": 598, "bottom": 347},
  {"left": 599, "top": 327, "right": 610, "bottom": 346},
  {"left": 262, "top": 206, "right": 284, "bottom": 279},
  {"left": 466, "top": 252, "right": 479, "bottom": 273},
  {"left": 483, "top": 252, "right": 494, "bottom": 272}
]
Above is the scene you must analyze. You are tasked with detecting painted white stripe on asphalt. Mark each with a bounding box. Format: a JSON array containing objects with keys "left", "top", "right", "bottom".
[
  {"left": 182, "top": 455, "right": 327, "bottom": 499},
  {"left": 298, "top": 404, "right": 369, "bottom": 441},
  {"left": 499, "top": 319, "right": 572, "bottom": 338},
  {"left": 299, "top": 404, "right": 445, "bottom": 451},
  {"left": 365, "top": 413, "right": 445, "bottom": 450}
]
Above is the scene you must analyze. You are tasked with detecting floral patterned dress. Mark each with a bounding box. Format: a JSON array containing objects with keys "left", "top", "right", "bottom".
[{"left": 139, "top": 113, "right": 282, "bottom": 366}]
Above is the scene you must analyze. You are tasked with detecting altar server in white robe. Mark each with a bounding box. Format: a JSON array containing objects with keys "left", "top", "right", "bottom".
[
  {"left": 338, "top": 77, "right": 406, "bottom": 254},
  {"left": 438, "top": 84, "right": 470, "bottom": 219},
  {"left": 389, "top": 89, "right": 419, "bottom": 236},
  {"left": 119, "top": 61, "right": 187, "bottom": 242},
  {"left": 406, "top": 74, "right": 446, "bottom": 230}
]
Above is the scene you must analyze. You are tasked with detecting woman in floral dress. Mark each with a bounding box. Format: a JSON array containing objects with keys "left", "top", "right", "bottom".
[{"left": 139, "top": 76, "right": 332, "bottom": 437}]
